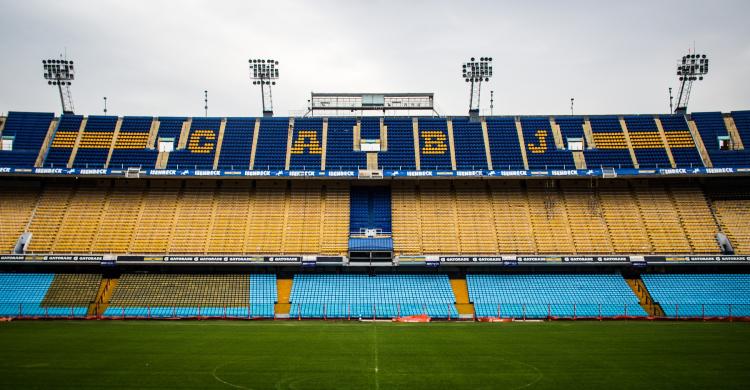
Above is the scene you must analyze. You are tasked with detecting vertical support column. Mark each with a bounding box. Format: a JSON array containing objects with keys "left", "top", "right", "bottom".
[
  {"left": 67, "top": 117, "right": 88, "bottom": 168},
  {"left": 367, "top": 152, "right": 378, "bottom": 171},
  {"left": 480, "top": 118, "right": 493, "bottom": 170},
  {"left": 353, "top": 119, "right": 361, "bottom": 151},
  {"left": 249, "top": 118, "right": 261, "bottom": 169},
  {"left": 618, "top": 117, "right": 639, "bottom": 169},
  {"left": 654, "top": 117, "right": 676, "bottom": 168},
  {"left": 177, "top": 118, "right": 192, "bottom": 150},
  {"left": 514, "top": 117, "right": 529, "bottom": 170},
  {"left": 284, "top": 118, "right": 294, "bottom": 171},
  {"left": 724, "top": 115, "right": 745, "bottom": 150},
  {"left": 446, "top": 118, "right": 457, "bottom": 171},
  {"left": 146, "top": 118, "right": 160, "bottom": 149},
  {"left": 686, "top": 118, "right": 713, "bottom": 168},
  {"left": 412, "top": 117, "right": 421, "bottom": 170},
  {"left": 212, "top": 118, "right": 227, "bottom": 170},
  {"left": 380, "top": 117, "right": 388, "bottom": 151},
  {"left": 321, "top": 118, "right": 328, "bottom": 170},
  {"left": 549, "top": 117, "right": 565, "bottom": 149},
  {"left": 35, "top": 118, "right": 58, "bottom": 167},
  {"left": 582, "top": 117, "right": 596, "bottom": 148},
  {"left": 104, "top": 117, "right": 123, "bottom": 169},
  {"left": 0, "top": 116, "right": 6, "bottom": 136}
]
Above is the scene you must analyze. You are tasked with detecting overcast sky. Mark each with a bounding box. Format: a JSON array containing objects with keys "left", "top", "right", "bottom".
[{"left": 1, "top": 0, "right": 748, "bottom": 117}]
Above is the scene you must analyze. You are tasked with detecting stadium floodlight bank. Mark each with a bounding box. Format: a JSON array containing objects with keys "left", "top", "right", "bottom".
[
  {"left": 463, "top": 57, "right": 493, "bottom": 119},
  {"left": 307, "top": 92, "right": 437, "bottom": 117},
  {"left": 249, "top": 58, "right": 279, "bottom": 117},
  {"left": 674, "top": 52, "right": 709, "bottom": 114},
  {"left": 42, "top": 56, "right": 75, "bottom": 114}
]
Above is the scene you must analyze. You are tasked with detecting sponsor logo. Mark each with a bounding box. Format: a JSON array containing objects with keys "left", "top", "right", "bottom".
[
  {"left": 265, "top": 256, "right": 302, "bottom": 262},
  {"left": 500, "top": 170, "right": 527, "bottom": 176},
  {"left": 0, "top": 167, "right": 11, "bottom": 173},
  {"left": 551, "top": 170, "right": 577, "bottom": 176},
  {"left": 148, "top": 170, "right": 177, "bottom": 175},
  {"left": 288, "top": 171, "right": 316, "bottom": 176},
  {"left": 407, "top": 171, "right": 433, "bottom": 176},
  {"left": 456, "top": 171, "right": 483, "bottom": 176},
  {"left": 706, "top": 168, "right": 734, "bottom": 174},
  {"left": 194, "top": 170, "right": 221, "bottom": 176},
  {"left": 244, "top": 170, "right": 271, "bottom": 176},
  {"left": 328, "top": 171, "right": 356, "bottom": 177},
  {"left": 35, "top": 168, "right": 64, "bottom": 174},
  {"left": 80, "top": 169, "right": 108, "bottom": 175},
  {"left": 660, "top": 168, "right": 687, "bottom": 175}
]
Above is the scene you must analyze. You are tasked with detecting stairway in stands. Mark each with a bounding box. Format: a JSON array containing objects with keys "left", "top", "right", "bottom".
[
  {"left": 625, "top": 276, "right": 665, "bottom": 317},
  {"left": 89, "top": 277, "right": 119, "bottom": 316},
  {"left": 275, "top": 278, "right": 293, "bottom": 319},
  {"left": 450, "top": 277, "right": 475, "bottom": 319}
]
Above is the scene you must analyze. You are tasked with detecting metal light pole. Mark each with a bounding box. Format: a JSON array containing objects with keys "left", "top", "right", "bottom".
[
  {"left": 204, "top": 90, "right": 208, "bottom": 117},
  {"left": 249, "top": 58, "right": 279, "bottom": 117},
  {"left": 463, "top": 57, "right": 493, "bottom": 119},
  {"left": 674, "top": 52, "right": 709, "bottom": 114},
  {"left": 570, "top": 98, "right": 574, "bottom": 115},
  {"left": 103, "top": 97, "right": 107, "bottom": 115},
  {"left": 43, "top": 56, "right": 76, "bottom": 114}
]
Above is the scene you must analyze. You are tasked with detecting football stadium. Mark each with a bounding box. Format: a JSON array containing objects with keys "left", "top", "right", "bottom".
[{"left": 2, "top": 1, "right": 750, "bottom": 389}]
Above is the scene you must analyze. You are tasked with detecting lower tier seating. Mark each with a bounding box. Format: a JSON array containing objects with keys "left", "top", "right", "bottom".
[
  {"left": 289, "top": 274, "right": 458, "bottom": 318},
  {"left": 103, "top": 274, "right": 276, "bottom": 318},
  {"left": 468, "top": 274, "right": 647, "bottom": 318},
  {"left": 0, "top": 273, "right": 98, "bottom": 317},
  {"left": 641, "top": 274, "right": 750, "bottom": 318}
]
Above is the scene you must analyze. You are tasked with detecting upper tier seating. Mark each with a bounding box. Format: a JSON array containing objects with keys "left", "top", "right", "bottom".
[
  {"left": 623, "top": 115, "right": 671, "bottom": 168},
  {"left": 452, "top": 117, "right": 488, "bottom": 170},
  {"left": 253, "top": 118, "right": 289, "bottom": 170},
  {"left": 289, "top": 117, "right": 323, "bottom": 170},
  {"left": 360, "top": 117, "right": 380, "bottom": 140},
  {"left": 730, "top": 110, "right": 750, "bottom": 147},
  {"left": 108, "top": 116, "right": 158, "bottom": 169},
  {"left": 0, "top": 273, "right": 98, "bottom": 317},
  {"left": 486, "top": 117, "right": 525, "bottom": 170},
  {"left": 418, "top": 117, "right": 452, "bottom": 170},
  {"left": 72, "top": 115, "right": 117, "bottom": 168},
  {"left": 350, "top": 186, "right": 392, "bottom": 234},
  {"left": 327, "top": 118, "right": 365, "bottom": 170},
  {"left": 585, "top": 116, "right": 634, "bottom": 168},
  {"left": 103, "top": 274, "right": 275, "bottom": 318},
  {"left": 289, "top": 274, "right": 457, "bottom": 318},
  {"left": 658, "top": 115, "right": 703, "bottom": 167},
  {"left": 520, "top": 116, "right": 575, "bottom": 169},
  {"left": 44, "top": 115, "right": 83, "bottom": 167},
  {"left": 0, "top": 112, "right": 54, "bottom": 167},
  {"left": 379, "top": 118, "right": 416, "bottom": 170},
  {"left": 693, "top": 112, "right": 750, "bottom": 167},
  {"left": 167, "top": 117, "right": 222, "bottom": 169},
  {"left": 217, "top": 117, "right": 254, "bottom": 169},
  {"left": 468, "top": 274, "right": 647, "bottom": 318},
  {"left": 642, "top": 274, "right": 750, "bottom": 317}
]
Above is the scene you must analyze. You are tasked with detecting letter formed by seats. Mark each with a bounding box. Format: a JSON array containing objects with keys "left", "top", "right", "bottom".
[
  {"left": 188, "top": 130, "right": 215, "bottom": 153},
  {"left": 421, "top": 130, "right": 447, "bottom": 155},
  {"left": 527, "top": 130, "right": 548, "bottom": 154},
  {"left": 290, "top": 130, "right": 322, "bottom": 154}
]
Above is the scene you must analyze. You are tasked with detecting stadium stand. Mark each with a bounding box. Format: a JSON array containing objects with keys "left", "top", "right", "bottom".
[
  {"left": 417, "top": 117, "right": 452, "bottom": 170},
  {"left": 692, "top": 112, "right": 750, "bottom": 167},
  {"left": 360, "top": 117, "right": 381, "bottom": 140},
  {"left": 520, "top": 116, "right": 575, "bottom": 169},
  {"left": 289, "top": 117, "right": 323, "bottom": 170},
  {"left": 623, "top": 115, "right": 671, "bottom": 168},
  {"left": 167, "top": 117, "right": 222, "bottom": 169},
  {"left": 379, "top": 118, "right": 416, "bottom": 170},
  {"left": 0, "top": 112, "right": 54, "bottom": 167},
  {"left": 288, "top": 274, "right": 457, "bottom": 318},
  {"left": 642, "top": 274, "right": 750, "bottom": 318},
  {"left": 326, "top": 117, "right": 366, "bottom": 170},
  {"left": 103, "top": 274, "right": 276, "bottom": 318},
  {"left": 0, "top": 273, "right": 98, "bottom": 317},
  {"left": 44, "top": 114, "right": 83, "bottom": 167},
  {"left": 731, "top": 110, "right": 750, "bottom": 147},
  {"left": 585, "top": 115, "right": 635, "bottom": 168},
  {"left": 217, "top": 117, "right": 255, "bottom": 169},
  {"left": 468, "top": 274, "right": 647, "bottom": 318},
  {"left": 350, "top": 186, "right": 391, "bottom": 234},
  {"left": 451, "top": 117, "right": 488, "bottom": 170},
  {"left": 658, "top": 114, "right": 704, "bottom": 167},
  {"left": 253, "top": 117, "right": 289, "bottom": 170},
  {"left": 71, "top": 115, "right": 117, "bottom": 168},
  {"left": 107, "top": 116, "right": 158, "bottom": 169},
  {"left": 485, "top": 117, "right": 525, "bottom": 170}
]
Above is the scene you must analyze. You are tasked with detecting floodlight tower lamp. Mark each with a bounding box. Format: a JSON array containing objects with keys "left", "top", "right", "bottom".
[
  {"left": 249, "top": 58, "right": 279, "bottom": 117},
  {"left": 462, "top": 57, "right": 493, "bottom": 118},
  {"left": 42, "top": 55, "right": 76, "bottom": 114},
  {"left": 674, "top": 52, "right": 709, "bottom": 114}
]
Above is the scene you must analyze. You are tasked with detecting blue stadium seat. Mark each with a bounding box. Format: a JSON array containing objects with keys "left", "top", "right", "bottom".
[
  {"left": 44, "top": 115, "right": 83, "bottom": 167},
  {"left": 253, "top": 118, "right": 289, "bottom": 170},
  {"left": 379, "top": 118, "right": 416, "bottom": 170},
  {"left": 693, "top": 112, "right": 750, "bottom": 167},
  {"left": 217, "top": 117, "right": 255, "bottom": 169},
  {"left": 452, "top": 117, "right": 488, "bottom": 170},
  {"left": 71, "top": 115, "right": 117, "bottom": 168},
  {"left": 0, "top": 111, "right": 54, "bottom": 168},
  {"left": 520, "top": 116, "right": 575, "bottom": 169},
  {"left": 623, "top": 115, "right": 670, "bottom": 168},
  {"left": 658, "top": 115, "right": 703, "bottom": 167},
  {"left": 468, "top": 274, "right": 646, "bottom": 318},
  {"left": 350, "top": 187, "right": 391, "bottom": 233},
  {"left": 417, "top": 117, "right": 452, "bottom": 170},
  {"left": 289, "top": 274, "right": 457, "bottom": 319},
  {"left": 641, "top": 274, "right": 750, "bottom": 318},
  {"left": 108, "top": 116, "right": 158, "bottom": 169},
  {"left": 326, "top": 118, "right": 366, "bottom": 170},
  {"left": 0, "top": 273, "right": 87, "bottom": 317},
  {"left": 289, "top": 117, "right": 323, "bottom": 170},
  {"left": 584, "top": 116, "right": 634, "bottom": 168},
  {"left": 167, "top": 117, "right": 222, "bottom": 169},
  {"left": 485, "top": 117, "right": 525, "bottom": 170}
]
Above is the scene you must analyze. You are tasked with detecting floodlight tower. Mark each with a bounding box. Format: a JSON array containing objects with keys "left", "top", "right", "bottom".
[
  {"left": 249, "top": 58, "right": 279, "bottom": 117},
  {"left": 462, "top": 57, "right": 493, "bottom": 118},
  {"left": 42, "top": 56, "right": 76, "bottom": 114},
  {"left": 674, "top": 52, "right": 709, "bottom": 114}
]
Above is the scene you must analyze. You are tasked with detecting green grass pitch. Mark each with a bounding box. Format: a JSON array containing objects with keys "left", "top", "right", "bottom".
[{"left": 1, "top": 320, "right": 749, "bottom": 389}]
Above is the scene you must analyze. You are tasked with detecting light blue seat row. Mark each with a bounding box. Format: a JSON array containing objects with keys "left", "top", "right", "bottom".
[
  {"left": 0, "top": 273, "right": 89, "bottom": 317},
  {"left": 642, "top": 274, "right": 750, "bottom": 318},
  {"left": 468, "top": 274, "right": 647, "bottom": 318},
  {"left": 102, "top": 305, "right": 274, "bottom": 318},
  {"left": 290, "top": 274, "right": 457, "bottom": 318}
]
